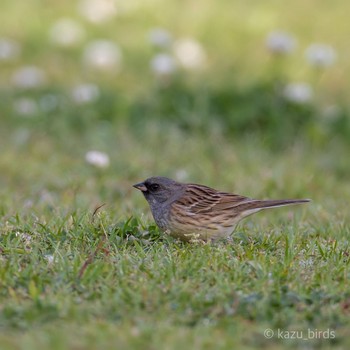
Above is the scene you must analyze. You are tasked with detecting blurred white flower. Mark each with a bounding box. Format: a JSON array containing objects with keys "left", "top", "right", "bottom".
[
  {"left": 85, "top": 150, "right": 110, "bottom": 168},
  {"left": 266, "top": 31, "right": 297, "bottom": 55},
  {"left": 49, "top": 18, "right": 85, "bottom": 47},
  {"left": 13, "top": 97, "right": 38, "bottom": 116},
  {"left": 78, "top": 0, "right": 117, "bottom": 23},
  {"left": 83, "top": 40, "right": 122, "bottom": 72},
  {"left": 12, "top": 66, "right": 46, "bottom": 89},
  {"left": 150, "top": 53, "right": 176, "bottom": 76},
  {"left": 148, "top": 28, "right": 172, "bottom": 48},
  {"left": 283, "top": 82, "right": 313, "bottom": 104},
  {"left": 45, "top": 254, "right": 55, "bottom": 265},
  {"left": 0, "top": 38, "right": 20, "bottom": 61},
  {"left": 173, "top": 38, "right": 206, "bottom": 70},
  {"left": 175, "top": 169, "right": 189, "bottom": 182},
  {"left": 305, "top": 43, "right": 337, "bottom": 68},
  {"left": 71, "top": 83, "right": 100, "bottom": 104}
]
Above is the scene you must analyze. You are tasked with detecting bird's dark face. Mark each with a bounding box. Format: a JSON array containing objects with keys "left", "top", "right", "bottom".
[{"left": 133, "top": 177, "right": 184, "bottom": 206}]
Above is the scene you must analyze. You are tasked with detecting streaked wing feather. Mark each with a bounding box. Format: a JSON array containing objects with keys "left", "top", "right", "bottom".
[{"left": 173, "top": 184, "right": 250, "bottom": 214}]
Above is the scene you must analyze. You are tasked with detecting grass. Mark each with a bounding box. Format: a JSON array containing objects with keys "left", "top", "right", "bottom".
[
  {"left": 1, "top": 129, "right": 350, "bottom": 349},
  {"left": 0, "top": 210, "right": 349, "bottom": 349},
  {"left": 1, "top": 0, "right": 350, "bottom": 348},
  {"left": 0, "top": 211, "right": 349, "bottom": 349}
]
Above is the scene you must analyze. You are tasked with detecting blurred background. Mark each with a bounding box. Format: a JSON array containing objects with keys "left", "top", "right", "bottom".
[{"left": 1, "top": 0, "right": 349, "bottom": 219}]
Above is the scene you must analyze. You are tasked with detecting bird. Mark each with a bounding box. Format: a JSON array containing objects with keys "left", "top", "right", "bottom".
[{"left": 133, "top": 176, "right": 310, "bottom": 242}]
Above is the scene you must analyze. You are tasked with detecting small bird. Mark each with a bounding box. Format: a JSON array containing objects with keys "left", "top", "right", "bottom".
[{"left": 133, "top": 177, "right": 310, "bottom": 242}]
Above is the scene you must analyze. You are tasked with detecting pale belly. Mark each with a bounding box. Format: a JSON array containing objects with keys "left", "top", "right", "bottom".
[{"left": 151, "top": 202, "right": 236, "bottom": 242}]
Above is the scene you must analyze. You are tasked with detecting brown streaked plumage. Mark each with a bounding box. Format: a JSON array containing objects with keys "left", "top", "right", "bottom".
[{"left": 133, "top": 177, "right": 310, "bottom": 242}]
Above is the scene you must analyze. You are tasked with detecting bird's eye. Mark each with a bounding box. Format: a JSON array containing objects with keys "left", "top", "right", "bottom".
[{"left": 149, "top": 184, "right": 160, "bottom": 192}]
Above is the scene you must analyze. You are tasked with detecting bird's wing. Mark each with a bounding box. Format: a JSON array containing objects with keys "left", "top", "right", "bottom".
[{"left": 173, "top": 184, "right": 251, "bottom": 214}]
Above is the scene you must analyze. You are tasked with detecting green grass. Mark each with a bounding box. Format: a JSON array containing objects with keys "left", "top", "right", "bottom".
[
  {"left": 1, "top": 130, "right": 350, "bottom": 349},
  {"left": 0, "top": 210, "right": 349, "bottom": 349},
  {"left": 1, "top": 0, "right": 350, "bottom": 348}
]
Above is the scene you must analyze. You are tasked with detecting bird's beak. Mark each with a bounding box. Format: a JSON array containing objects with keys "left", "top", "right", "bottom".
[{"left": 133, "top": 182, "right": 147, "bottom": 192}]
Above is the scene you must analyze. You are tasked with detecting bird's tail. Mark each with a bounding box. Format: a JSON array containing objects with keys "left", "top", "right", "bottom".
[{"left": 236, "top": 198, "right": 311, "bottom": 218}]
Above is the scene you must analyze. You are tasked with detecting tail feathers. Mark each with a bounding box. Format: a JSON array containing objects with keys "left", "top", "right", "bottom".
[
  {"left": 237, "top": 198, "right": 310, "bottom": 216},
  {"left": 250, "top": 198, "right": 310, "bottom": 210}
]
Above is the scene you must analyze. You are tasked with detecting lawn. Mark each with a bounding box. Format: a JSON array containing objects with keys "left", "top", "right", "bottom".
[{"left": 1, "top": 0, "right": 350, "bottom": 349}]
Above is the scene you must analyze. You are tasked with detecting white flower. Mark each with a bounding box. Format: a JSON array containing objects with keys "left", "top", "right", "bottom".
[
  {"left": 0, "top": 38, "right": 20, "bottom": 61},
  {"left": 266, "top": 31, "right": 297, "bottom": 55},
  {"left": 78, "top": 0, "right": 117, "bottom": 24},
  {"left": 283, "top": 82, "right": 313, "bottom": 104},
  {"left": 150, "top": 53, "right": 176, "bottom": 76},
  {"left": 13, "top": 98, "right": 38, "bottom": 116},
  {"left": 173, "top": 38, "right": 206, "bottom": 69},
  {"left": 44, "top": 254, "right": 55, "bottom": 265},
  {"left": 148, "top": 28, "right": 172, "bottom": 48},
  {"left": 83, "top": 40, "right": 122, "bottom": 72},
  {"left": 49, "top": 18, "right": 85, "bottom": 47},
  {"left": 175, "top": 169, "right": 189, "bottom": 182},
  {"left": 305, "top": 43, "right": 336, "bottom": 68},
  {"left": 85, "top": 150, "right": 110, "bottom": 168},
  {"left": 71, "top": 83, "right": 100, "bottom": 104},
  {"left": 12, "top": 66, "right": 46, "bottom": 89}
]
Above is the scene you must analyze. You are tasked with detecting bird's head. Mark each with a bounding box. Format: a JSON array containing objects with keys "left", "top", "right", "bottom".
[{"left": 133, "top": 176, "right": 184, "bottom": 206}]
